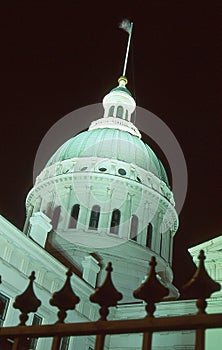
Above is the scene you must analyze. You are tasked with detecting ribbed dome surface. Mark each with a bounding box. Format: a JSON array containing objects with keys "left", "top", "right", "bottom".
[
  {"left": 46, "top": 128, "right": 169, "bottom": 184},
  {"left": 110, "top": 85, "right": 132, "bottom": 96}
]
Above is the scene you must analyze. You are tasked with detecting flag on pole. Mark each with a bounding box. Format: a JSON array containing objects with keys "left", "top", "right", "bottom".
[{"left": 119, "top": 19, "right": 132, "bottom": 35}]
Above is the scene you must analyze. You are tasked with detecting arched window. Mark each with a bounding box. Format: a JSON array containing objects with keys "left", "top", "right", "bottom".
[
  {"left": 168, "top": 233, "right": 171, "bottom": 262},
  {"left": 108, "top": 105, "right": 115, "bottom": 117},
  {"left": 36, "top": 197, "right": 42, "bottom": 211},
  {"left": 116, "top": 106, "right": 123, "bottom": 118},
  {"left": 110, "top": 209, "right": 120, "bottom": 234},
  {"left": 146, "top": 223, "right": 153, "bottom": 248},
  {"left": 46, "top": 202, "right": 53, "bottom": 218},
  {"left": 51, "top": 206, "right": 61, "bottom": 230},
  {"left": 69, "top": 204, "right": 80, "bottom": 229},
  {"left": 125, "top": 109, "right": 128, "bottom": 120},
  {"left": 89, "top": 205, "right": 100, "bottom": 230},
  {"left": 160, "top": 233, "right": 163, "bottom": 257},
  {"left": 130, "top": 215, "right": 138, "bottom": 241}
]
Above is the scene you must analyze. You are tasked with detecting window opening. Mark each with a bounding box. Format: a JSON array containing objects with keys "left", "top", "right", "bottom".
[
  {"left": 130, "top": 215, "right": 138, "bottom": 241},
  {"left": 146, "top": 223, "right": 153, "bottom": 248},
  {"left": 116, "top": 106, "right": 123, "bottom": 118},
  {"left": 108, "top": 106, "right": 115, "bottom": 117},
  {"left": 60, "top": 336, "right": 70, "bottom": 350},
  {"left": 160, "top": 233, "right": 163, "bottom": 256},
  {"left": 29, "top": 314, "right": 43, "bottom": 350},
  {"left": 69, "top": 204, "right": 80, "bottom": 229},
  {"left": 0, "top": 293, "right": 9, "bottom": 327},
  {"left": 51, "top": 206, "right": 61, "bottom": 230},
  {"left": 110, "top": 209, "right": 120, "bottom": 234},
  {"left": 89, "top": 205, "right": 100, "bottom": 230}
]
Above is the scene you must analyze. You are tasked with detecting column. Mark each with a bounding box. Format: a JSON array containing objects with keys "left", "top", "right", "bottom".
[
  {"left": 29, "top": 212, "right": 52, "bottom": 247},
  {"left": 82, "top": 255, "right": 100, "bottom": 287}
]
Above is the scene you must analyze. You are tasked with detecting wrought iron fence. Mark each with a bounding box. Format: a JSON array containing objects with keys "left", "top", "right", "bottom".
[{"left": 0, "top": 250, "right": 221, "bottom": 350}]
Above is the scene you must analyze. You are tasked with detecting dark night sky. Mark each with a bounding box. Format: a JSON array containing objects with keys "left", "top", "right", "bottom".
[{"left": 0, "top": 2, "right": 221, "bottom": 288}]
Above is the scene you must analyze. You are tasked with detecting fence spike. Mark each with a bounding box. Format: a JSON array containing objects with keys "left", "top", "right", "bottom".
[
  {"left": 50, "top": 268, "right": 80, "bottom": 323},
  {"left": 181, "top": 250, "right": 221, "bottom": 313},
  {"left": 133, "top": 256, "right": 169, "bottom": 317},
  {"left": 90, "top": 262, "right": 122, "bottom": 320},
  {"left": 13, "top": 271, "right": 41, "bottom": 325}
]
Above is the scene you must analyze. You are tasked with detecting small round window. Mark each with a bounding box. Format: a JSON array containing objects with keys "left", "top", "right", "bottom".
[
  {"left": 118, "top": 168, "right": 126, "bottom": 175},
  {"left": 99, "top": 167, "right": 107, "bottom": 172}
]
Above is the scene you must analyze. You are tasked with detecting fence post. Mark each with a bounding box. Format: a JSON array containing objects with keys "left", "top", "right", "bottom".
[
  {"left": 90, "top": 262, "right": 123, "bottom": 350},
  {"left": 134, "top": 256, "right": 169, "bottom": 350},
  {"left": 95, "top": 334, "right": 106, "bottom": 350},
  {"left": 195, "top": 329, "right": 205, "bottom": 350},
  {"left": 142, "top": 332, "right": 152, "bottom": 350},
  {"left": 51, "top": 336, "right": 62, "bottom": 350},
  {"left": 12, "top": 272, "right": 41, "bottom": 350},
  {"left": 181, "top": 250, "right": 221, "bottom": 350}
]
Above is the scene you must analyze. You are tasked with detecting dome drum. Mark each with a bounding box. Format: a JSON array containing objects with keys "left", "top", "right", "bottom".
[
  {"left": 26, "top": 167, "right": 178, "bottom": 265},
  {"left": 28, "top": 165, "right": 177, "bottom": 231},
  {"left": 34, "top": 157, "right": 174, "bottom": 205}
]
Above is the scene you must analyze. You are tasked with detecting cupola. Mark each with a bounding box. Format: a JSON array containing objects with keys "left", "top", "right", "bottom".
[{"left": 89, "top": 76, "right": 141, "bottom": 138}]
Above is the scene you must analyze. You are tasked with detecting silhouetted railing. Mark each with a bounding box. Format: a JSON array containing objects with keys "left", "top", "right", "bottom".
[{"left": 0, "top": 250, "right": 221, "bottom": 350}]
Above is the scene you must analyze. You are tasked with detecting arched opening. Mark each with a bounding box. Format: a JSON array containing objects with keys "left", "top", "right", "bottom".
[
  {"left": 46, "top": 202, "right": 53, "bottom": 218},
  {"left": 116, "top": 106, "right": 123, "bottom": 118},
  {"left": 51, "top": 206, "right": 61, "bottom": 230},
  {"left": 110, "top": 209, "right": 120, "bottom": 234},
  {"left": 130, "top": 215, "right": 138, "bottom": 241},
  {"left": 69, "top": 204, "right": 80, "bottom": 229},
  {"left": 108, "top": 105, "right": 115, "bottom": 117},
  {"left": 168, "top": 233, "right": 171, "bottom": 262},
  {"left": 89, "top": 205, "right": 100, "bottom": 230},
  {"left": 36, "top": 197, "right": 42, "bottom": 211},
  {"left": 160, "top": 233, "right": 163, "bottom": 257},
  {"left": 146, "top": 223, "right": 153, "bottom": 248}
]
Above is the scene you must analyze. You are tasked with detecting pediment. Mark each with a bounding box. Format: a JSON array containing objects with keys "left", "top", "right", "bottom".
[{"left": 189, "top": 235, "right": 222, "bottom": 257}]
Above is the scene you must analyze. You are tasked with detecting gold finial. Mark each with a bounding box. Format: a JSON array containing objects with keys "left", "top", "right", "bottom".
[{"left": 118, "top": 76, "right": 128, "bottom": 86}]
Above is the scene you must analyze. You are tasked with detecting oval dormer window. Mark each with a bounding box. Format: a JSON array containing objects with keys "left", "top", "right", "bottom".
[{"left": 118, "top": 168, "right": 126, "bottom": 176}]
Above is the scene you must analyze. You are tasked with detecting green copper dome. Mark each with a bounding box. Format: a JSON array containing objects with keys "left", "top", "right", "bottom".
[
  {"left": 110, "top": 85, "right": 132, "bottom": 96},
  {"left": 110, "top": 76, "right": 132, "bottom": 96},
  {"left": 46, "top": 128, "right": 169, "bottom": 185}
]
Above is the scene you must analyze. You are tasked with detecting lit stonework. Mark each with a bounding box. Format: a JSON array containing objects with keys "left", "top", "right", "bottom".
[
  {"left": 0, "top": 74, "right": 221, "bottom": 349},
  {"left": 189, "top": 236, "right": 222, "bottom": 297},
  {"left": 24, "top": 77, "right": 179, "bottom": 302}
]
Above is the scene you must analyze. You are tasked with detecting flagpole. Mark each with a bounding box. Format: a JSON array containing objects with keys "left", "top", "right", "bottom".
[{"left": 122, "top": 22, "right": 133, "bottom": 77}]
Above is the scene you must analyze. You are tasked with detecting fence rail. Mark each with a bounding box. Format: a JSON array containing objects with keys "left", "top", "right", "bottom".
[
  {"left": 0, "top": 313, "right": 222, "bottom": 337},
  {"left": 0, "top": 250, "right": 221, "bottom": 350}
]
